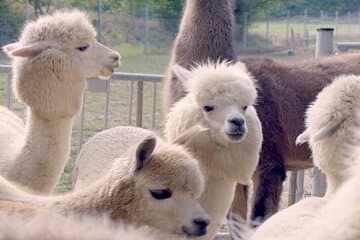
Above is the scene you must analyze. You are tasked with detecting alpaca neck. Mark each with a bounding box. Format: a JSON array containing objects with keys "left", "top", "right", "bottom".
[
  {"left": 6, "top": 109, "right": 73, "bottom": 193},
  {"left": 325, "top": 174, "right": 346, "bottom": 196},
  {"left": 178, "top": 0, "right": 236, "bottom": 62},
  {"left": 53, "top": 175, "right": 137, "bottom": 224}
]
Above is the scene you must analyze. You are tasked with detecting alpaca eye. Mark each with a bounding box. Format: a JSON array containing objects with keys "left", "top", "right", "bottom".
[
  {"left": 150, "top": 189, "right": 172, "bottom": 200},
  {"left": 203, "top": 105, "right": 214, "bottom": 112},
  {"left": 242, "top": 105, "right": 248, "bottom": 111},
  {"left": 77, "top": 45, "right": 89, "bottom": 52}
]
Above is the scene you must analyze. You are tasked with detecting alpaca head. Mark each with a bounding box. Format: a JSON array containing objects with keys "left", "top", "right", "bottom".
[
  {"left": 296, "top": 75, "right": 360, "bottom": 182},
  {"left": 2, "top": 10, "right": 120, "bottom": 119},
  {"left": 110, "top": 136, "right": 209, "bottom": 237},
  {"left": 171, "top": 61, "right": 257, "bottom": 145}
]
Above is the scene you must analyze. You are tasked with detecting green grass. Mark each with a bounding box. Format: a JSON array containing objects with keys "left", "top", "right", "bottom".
[{"left": 250, "top": 20, "right": 360, "bottom": 38}]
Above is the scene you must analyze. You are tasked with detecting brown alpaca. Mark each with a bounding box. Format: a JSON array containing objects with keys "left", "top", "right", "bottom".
[{"left": 162, "top": 0, "right": 237, "bottom": 113}]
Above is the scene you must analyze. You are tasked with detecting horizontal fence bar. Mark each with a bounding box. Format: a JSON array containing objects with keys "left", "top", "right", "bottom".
[{"left": 0, "top": 65, "right": 164, "bottom": 83}]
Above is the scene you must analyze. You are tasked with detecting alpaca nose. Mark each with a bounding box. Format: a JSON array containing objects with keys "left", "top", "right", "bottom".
[
  {"left": 111, "top": 53, "right": 120, "bottom": 62},
  {"left": 193, "top": 218, "right": 210, "bottom": 229},
  {"left": 228, "top": 118, "right": 244, "bottom": 128}
]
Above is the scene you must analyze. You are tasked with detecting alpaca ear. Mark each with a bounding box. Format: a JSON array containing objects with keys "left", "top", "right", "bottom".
[
  {"left": 312, "top": 118, "right": 345, "bottom": 142},
  {"left": 2, "top": 41, "right": 58, "bottom": 58},
  {"left": 135, "top": 136, "right": 156, "bottom": 172},
  {"left": 171, "top": 64, "right": 192, "bottom": 89},
  {"left": 296, "top": 130, "right": 310, "bottom": 145}
]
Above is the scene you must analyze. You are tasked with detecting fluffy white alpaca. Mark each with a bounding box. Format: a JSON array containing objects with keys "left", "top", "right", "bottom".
[
  {"left": 0, "top": 10, "right": 119, "bottom": 193},
  {"left": 250, "top": 75, "right": 360, "bottom": 240},
  {"left": 296, "top": 74, "right": 360, "bottom": 195},
  {"left": 165, "top": 61, "right": 263, "bottom": 240},
  {"left": 0, "top": 210, "right": 155, "bottom": 240},
  {"left": 248, "top": 137, "right": 360, "bottom": 240},
  {"left": 0, "top": 128, "right": 210, "bottom": 238}
]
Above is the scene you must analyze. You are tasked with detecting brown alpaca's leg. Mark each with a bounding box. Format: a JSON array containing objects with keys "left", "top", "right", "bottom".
[{"left": 250, "top": 161, "right": 286, "bottom": 222}]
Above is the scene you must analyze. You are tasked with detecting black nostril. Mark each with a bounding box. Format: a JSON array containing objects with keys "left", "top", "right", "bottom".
[
  {"left": 228, "top": 118, "right": 244, "bottom": 127},
  {"left": 112, "top": 54, "right": 120, "bottom": 61},
  {"left": 193, "top": 218, "right": 210, "bottom": 228}
]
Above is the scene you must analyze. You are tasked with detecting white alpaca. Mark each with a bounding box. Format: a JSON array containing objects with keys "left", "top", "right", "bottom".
[
  {"left": 250, "top": 75, "right": 360, "bottom": 240},
  {"left": 0, "top": 128, "right": 210, "bottom": 237},
  {"left": 0, "top": 210, "right": 156, "bottom": 240},
  {"left": 0, "top": 10, "right": 119, "bottom": 193},
  {"left": 296, "top": 74, "right": 360, "bottom": 195},
  {"left": 165, "top": 61, "right": 263, "bottom": 240}
]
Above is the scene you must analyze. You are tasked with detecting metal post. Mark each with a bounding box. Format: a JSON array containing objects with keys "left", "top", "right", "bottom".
[
  {"left": 136, "top": 81, "right": 143, "bottom": 127},
  {"left": 25, "top": 0, "right": 30, "bottom": 23},
  {"left": 320, "top": 10, "right": 323, "bottom": 25},
  {"left": 286, "top": 11, "right": 290, "bottom": 51},
  {"left": 335, "top": 11, "right": 338, "bottom": 39},
  {"left": 151, "top": 82, "right": 157, "bottom": 129},
  {"left": 128, "top": 81, "right": 134, "bottom": 125},
  {"left": 266, "top": 14, "right": 269, "bottom": 48},
  {"left": 288, "top": 171, "right": 297, "bottom": 206},
  {"left": 315, "top": 28, "right": 334, "bottom": 58},
  {"left": 104, "top": 80, "right": 110, "bottom": 129},
  {"left": 304, "top": 8, "right": 308, "bottom": 35},
  {"left": 295, "top": 170, "right": 305, "bottom": 202},
  {"left": 144, "top": 3, "right": 150, "bottom": 54},
  {"left": 312, "top": 27, "right": 333, "bottom": 196},
  {"left": 243, "top": 12, "right": 247, "bottom": 53},
  {"left": 313, "top": 167, "right": 327, "bottom": 197},
  {"left": 97, "top": 0, "right": 102, "bottom": 42}
]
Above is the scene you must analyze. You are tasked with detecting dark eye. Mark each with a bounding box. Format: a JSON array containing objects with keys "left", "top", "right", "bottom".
[
  {"left": 242, "top": 105, "right": 248, "bottom": 111},
  {"left": 203, "top": 105, "right": 214, "bottom": 112},
  {"left": 77, "top": 45, "right": 89, "bottom": 52},
  {"left": 150, "top": 189, "right": 172, "bottom": 200}
]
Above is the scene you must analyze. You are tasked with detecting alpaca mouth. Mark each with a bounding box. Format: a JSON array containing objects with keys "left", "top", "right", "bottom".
[
  {"left": 181, "top": 226, "right": 207, "bottom": 237},
  {"left": 99, "top": 67, "right": 115, "bottom": 79},
  {"left": 226, "top": 131, "right": 245, "bottom": 140}
]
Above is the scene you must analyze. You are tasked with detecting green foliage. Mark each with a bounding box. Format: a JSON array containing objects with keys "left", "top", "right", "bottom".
[{"left": 0, "top": 0, "right": 21, "bottom": 46}]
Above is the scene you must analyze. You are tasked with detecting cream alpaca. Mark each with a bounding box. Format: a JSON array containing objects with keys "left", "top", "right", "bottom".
[
  {"left": 0, "top": 10, "right": 119, "bottom": 193},
  {"left": 165, "top": 61, "right": 263, "bottom": 240},
  {"left": 0, "top": 128, "right": 210, "bottom": 237},
  {"left": 0, "top": 210, "right": 155, "bottom": 240},
  {"left": 296, "top": 74, "right": 360, "bottom": 195}
]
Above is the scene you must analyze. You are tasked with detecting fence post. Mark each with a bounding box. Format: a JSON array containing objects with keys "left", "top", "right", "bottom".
[
  {"left": 295, "top": 170, "right": 305, "bottom": 202},
  {"left": 315, "top": 28, "right": 334, "bottom": 58},
  {"left": 312, "top": 27, "right": 334, "bottom": 196},
  {"left": 304, "top": 8, "right": 308, "bottom": 35},
  {"left": 25, "top": 0, "right": 30, "bottom": 23},
  {"left": 288, "top": 171, "right": 297, "bottom": 206},
  {"left": 136, "top": 81, "right": 143, "bottom": 127},
  {"left": 97, "top": 0, "right": 102, "bottom": 42},
  {"left": 242, "top": 12, "right": 247, "bottom": 53},
  {"left": 286, "top": 11, "right": 290, "bottom": 50},
  {"left": 320, "top": 10, "right": 323, "bottom": 25},
  {"left": 335, "top": 11, "right": 338, "bottom": 39},
  {"left": 144, "top": 3, "right": 150, "bottom": 54},
  {"left": 266, "top": 14, "right": 269, "bottom": 48}
]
